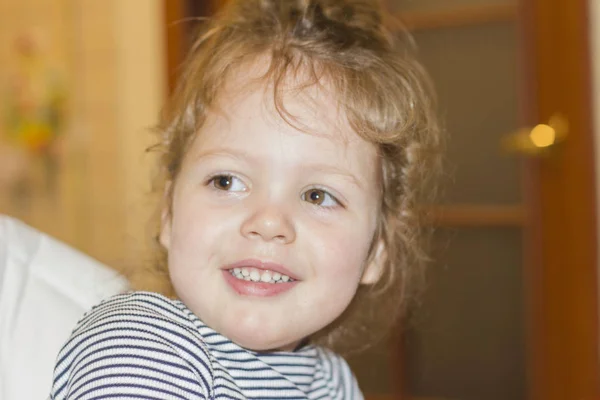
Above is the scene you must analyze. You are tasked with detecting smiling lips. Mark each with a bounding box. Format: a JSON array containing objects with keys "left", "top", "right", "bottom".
[
  {"left": 230, "top": 267, "right": 294, "bottom": 283},
  {"left": 222, "top": 259, "right": 299, "bottom": 297}
]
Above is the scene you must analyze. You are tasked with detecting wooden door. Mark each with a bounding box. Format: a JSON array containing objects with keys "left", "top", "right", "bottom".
[
  {"left": 163, "top": 1, "right": 600, "bottom": 399},
  {"left": 353, "top": 0, "right": 598, "bottom": 399}
]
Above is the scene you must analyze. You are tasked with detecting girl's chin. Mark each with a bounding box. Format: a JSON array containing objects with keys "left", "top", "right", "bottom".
[{"left": 218, "top": 312, "right": 303, "bottom": 351}]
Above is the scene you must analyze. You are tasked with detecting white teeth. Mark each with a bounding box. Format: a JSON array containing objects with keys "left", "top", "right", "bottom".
[
  {"left": 250, "top": 270, "right": 261, "bottom": 282},
  {"left": 229, "top": 267, "right": 294, "bottom": 284},
  {"left": 260, "top": 271, "right": 272, "bottom": 282}
]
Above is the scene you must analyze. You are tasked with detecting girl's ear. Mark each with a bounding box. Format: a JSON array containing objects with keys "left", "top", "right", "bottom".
[
  {"left": 361, "top": 240, "right": 386, "bottom": 285},
  {"left": 158, "top": 182, "right": 172, "bottom": 250}
]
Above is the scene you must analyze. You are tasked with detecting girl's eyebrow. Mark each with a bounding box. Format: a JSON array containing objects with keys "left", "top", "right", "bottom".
[
  {"left": 192, "top": 148, "right": 254, "bottom": 163},
  {"left": 305, "top": 163, "right": 364, "bottom": 190},
  {"left": 192, "top": 148, "right": 363, "bottom": 189}
]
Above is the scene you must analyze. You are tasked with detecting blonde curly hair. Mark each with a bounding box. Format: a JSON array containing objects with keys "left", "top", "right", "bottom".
[{"left": 136, "top": 0, "right": 442, "bottom": 355}]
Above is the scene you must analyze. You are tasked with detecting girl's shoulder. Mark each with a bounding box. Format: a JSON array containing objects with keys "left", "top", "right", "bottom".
[
  {"left": 51, "top": 291, "right": 214, "bottom": 400},
  {"left": 73, "top": 290, "right": 194, "bottom": 332},
  {"left": 65, "top": 290, "right": 212, "bottom": 364}
]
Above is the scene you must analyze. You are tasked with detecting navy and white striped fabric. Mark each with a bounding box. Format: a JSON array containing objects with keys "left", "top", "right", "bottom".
[{"left": 50, "top": 291, "right": 363, "bottom": 399}]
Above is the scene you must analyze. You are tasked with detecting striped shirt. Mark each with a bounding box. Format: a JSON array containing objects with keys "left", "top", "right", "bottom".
[{"left": 50, "top": 291, "right": 363, "bottom": 400}]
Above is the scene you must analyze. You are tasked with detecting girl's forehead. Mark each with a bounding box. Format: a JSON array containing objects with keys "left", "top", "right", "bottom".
[
  {"left": 209, "top": 62, "right": 358, "bottom": 146},
  {"left": 204, "top": 94, "right": 359, "bottom": 156}
]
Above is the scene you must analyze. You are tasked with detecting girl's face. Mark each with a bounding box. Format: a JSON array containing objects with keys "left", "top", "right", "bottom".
[{"left": 160, "top": 70, "right": 383, "bottom": 351}]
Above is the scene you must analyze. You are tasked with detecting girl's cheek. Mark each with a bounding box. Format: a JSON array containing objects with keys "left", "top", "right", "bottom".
[{"left": 325, "top": 236, "right": 368, "bottom": 274}]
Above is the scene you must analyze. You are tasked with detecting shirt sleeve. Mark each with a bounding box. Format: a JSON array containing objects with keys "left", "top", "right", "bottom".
[{"left": 50, "top": 294, "right": 212, "bottom": 400}]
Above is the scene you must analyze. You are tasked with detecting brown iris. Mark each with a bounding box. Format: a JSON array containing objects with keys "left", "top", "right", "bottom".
[
  {"left": 213, "top": 175, "right": 233, "bottom": 190},
  {"left": 305, "top": 189, "right": 326, "bottom": 205}
]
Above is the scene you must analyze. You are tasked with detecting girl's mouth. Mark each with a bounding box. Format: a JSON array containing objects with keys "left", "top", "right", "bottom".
[
  {"left": 228, "top": 267, "right": 295, "bottom": 284},
  {"left": 222, "top": 259, "right": 300, "bottom": 297}
]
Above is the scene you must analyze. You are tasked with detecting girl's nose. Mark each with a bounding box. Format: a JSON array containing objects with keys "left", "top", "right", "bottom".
[{"left": 240, "top": 205, "right": 296, "bottom": 244}]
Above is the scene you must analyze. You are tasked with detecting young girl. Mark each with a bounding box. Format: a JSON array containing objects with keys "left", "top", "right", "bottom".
[{"left": 50, "top": 0, "right": 440, "bottom": 398}]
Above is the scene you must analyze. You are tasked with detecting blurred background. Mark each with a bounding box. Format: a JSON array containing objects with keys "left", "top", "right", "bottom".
[{"left": 0, "top": 0, "right": 598, "bottom": 399}]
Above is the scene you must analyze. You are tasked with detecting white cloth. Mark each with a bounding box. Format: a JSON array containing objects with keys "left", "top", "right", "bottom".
[{"left": 0, "top": 215, "right": 127, "bottom": 400}]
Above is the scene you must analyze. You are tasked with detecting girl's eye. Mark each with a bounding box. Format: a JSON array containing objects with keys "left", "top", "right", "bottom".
[
  {"left": 209, "top": 175, "right": 246, "bottom": 192},
  {"left": 303, "top": 188, "right": 340, "bottom": 207}
]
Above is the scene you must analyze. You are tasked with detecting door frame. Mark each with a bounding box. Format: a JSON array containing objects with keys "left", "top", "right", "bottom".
[{"left": 522, "top": 0, "right": 599, "bottom": 398}]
